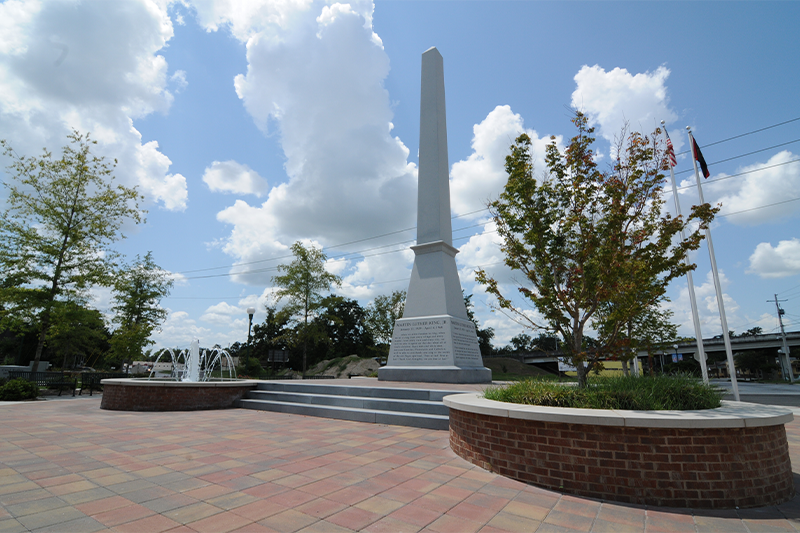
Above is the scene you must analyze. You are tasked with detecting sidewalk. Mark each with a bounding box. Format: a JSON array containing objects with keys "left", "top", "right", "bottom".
[{"left": 0, "top": 395, "right": 799, "bottom": 532}]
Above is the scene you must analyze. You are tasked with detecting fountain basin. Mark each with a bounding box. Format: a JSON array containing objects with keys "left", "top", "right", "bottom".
[{"left": 100, "top": 378, "right": 260, "bottom": 411}]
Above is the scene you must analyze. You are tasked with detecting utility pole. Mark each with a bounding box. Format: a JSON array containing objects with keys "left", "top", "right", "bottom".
[{"left": 772, "top": 294, "right": 794, "bottom": 382}]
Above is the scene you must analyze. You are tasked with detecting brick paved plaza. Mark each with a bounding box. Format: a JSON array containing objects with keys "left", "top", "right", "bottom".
[{"left": 1, "top": 396, "right": 800, "bottom": 532}]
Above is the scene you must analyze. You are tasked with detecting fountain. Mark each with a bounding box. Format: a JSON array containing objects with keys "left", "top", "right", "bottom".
[
  {"left": 148, "top": 340, "right": 236, "bottom": 382},
  {"left": 100, "top": 339, "right": 258, "bottom": 412}
]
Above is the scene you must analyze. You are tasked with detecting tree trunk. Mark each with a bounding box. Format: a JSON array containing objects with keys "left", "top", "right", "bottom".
[
  {"left": 576, "top": 360, "right": 587, "bottom": 388},
  {"left": 302, "top": 305, "right": 308, "bottom": 378},
  {"left": 31, "top": 194, "right": 77, "bottom": 373},
  {"left": 31, "top": 311, "right": 51, "bottom": 373},
  {"left": 622, "top": 321, "right": 631, "bottom": 377}
]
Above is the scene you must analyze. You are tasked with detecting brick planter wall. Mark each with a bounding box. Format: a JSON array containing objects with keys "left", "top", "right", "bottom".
[
  {"left": 449, "top": 408, "right": 794, "bottom": 509},
  {"left": 100, "top": 380, "right": 258, "bottom": 411}
]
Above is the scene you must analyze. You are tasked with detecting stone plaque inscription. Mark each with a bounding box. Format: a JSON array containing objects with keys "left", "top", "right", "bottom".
[
  {"left": 390, "top": 318, "right": 450, "bottom": 364},
  {"left": 451, "top": 320, "right": 482, "bottom": 365}
]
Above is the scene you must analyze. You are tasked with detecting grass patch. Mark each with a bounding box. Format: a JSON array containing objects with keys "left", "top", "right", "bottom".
[
  {"left": 482, "top": 357, "right": 556, "bottom": 381},
  {"left": 484, "top": 374, "right": 724, "bottom": 411},
  {"left": 491, "top": 372, "right": 565, "bottom": 382}
]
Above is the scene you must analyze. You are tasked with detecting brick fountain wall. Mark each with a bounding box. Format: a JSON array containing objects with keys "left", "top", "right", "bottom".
[{"left": 100, "top": 379, "right": 258, "bottom": 411}]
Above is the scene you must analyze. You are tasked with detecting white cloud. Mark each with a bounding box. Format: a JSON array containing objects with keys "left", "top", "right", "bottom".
[
  {"left": 170, "top": 69, "right": 188, "bottom": 92},
  {"left": 189, "top": 0, "right": 316, "bottom": 42},
  {"left": 571, "top": 65, "right": 677, "bottom": 147},
  {"left": 152, "top": 310, "right": 213, "bottom": 349},
  {"left": 169, "top": 272, "right": 189, "bottom": 287},
  {"left": 748, "top": 239, "right": 800, "bottom": 278},
  {"left": 337, "top": 246, "right": 414, "bottom": 301},
  {"left": 135, "top": 136, "right": 189, "bottom": 211},
  {"left": 708, "top": 151, "right": 800, "bottom": 225},
  {"left": 456, "top": 221, "right": 504, "bottom": 281},
  {"left": 450, "top": 105, "right": 559, "bottom": 219},
  {"left": 191, "top": 0, "right": 416, "bottom": 284},
  {"left": 203, "top": 301, "right": 243, "bottom": 316},
  {"left": 0, "top": 0, "right": 188, "bottom": 211},
  {"left": 200, "top": 301, "right": 249, "bottom": 326},
  {"left": 203, "top": 160, "right": 269, "bottom": 197}
]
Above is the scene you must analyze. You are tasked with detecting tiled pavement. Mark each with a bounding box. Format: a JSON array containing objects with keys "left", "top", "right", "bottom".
[{"left": 1, "top": 392, "right": 800, "bottom": 532}]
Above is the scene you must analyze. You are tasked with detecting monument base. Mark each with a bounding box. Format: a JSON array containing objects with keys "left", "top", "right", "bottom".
[
  {"left": 378, "top": 315, "right": 491, "bottom": 384},
  {"left": 378, "top": 365, "right": 491, "bottom": 383}
]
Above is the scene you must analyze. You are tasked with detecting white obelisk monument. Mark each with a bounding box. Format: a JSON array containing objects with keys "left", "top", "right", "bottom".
[{"left": 378, "top": 47, "right": 491, "bottom": 384}]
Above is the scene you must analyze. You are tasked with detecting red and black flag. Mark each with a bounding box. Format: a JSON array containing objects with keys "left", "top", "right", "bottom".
[{"left": 691, "top": 137, "right": 710, "bottom": 178}]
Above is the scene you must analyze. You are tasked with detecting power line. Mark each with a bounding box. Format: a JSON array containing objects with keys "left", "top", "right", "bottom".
[
  {"left": 671, "top": 158, "right": 799, "bottom": 194},
  {"left": 779, "top": 282, "right": 800, "bottom": 297},
  {"left": 181, "top": 229, "right": 500, "bottom": 281},
  {"left": 177, "top": 184, "right": 799, "bottom": 281},
  {"left": 175, "top": 207, "right": 491, "bottom": 275},
  {"left": 715, "top": 197, "right": 800, "bottom": 219},
  {"left": 781, "top": 290, "right": 800, "bottom": 301},
  {"left": 171, "top": 120, "right": 799, "bottom": 278},
  {"left": 674, "top": 116, "right": 800, "bottom": 156},
  {"left": 166, "top": 296, "right": 245, "bottom": 300},
  {"left": 673, "top": 138, "right": 800, "bottom": 176}
]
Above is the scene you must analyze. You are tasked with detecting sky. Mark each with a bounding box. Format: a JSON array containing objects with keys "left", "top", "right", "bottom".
[{"left": 1, "top": 0, "right": 799, "bottom": 352}]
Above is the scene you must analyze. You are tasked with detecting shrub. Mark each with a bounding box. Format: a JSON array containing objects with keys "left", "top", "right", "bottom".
[
  {"left": 239, "top": 358, "right": 265, "bottom": 379},
  {"left": 484, "top": 374, "right": 724, "bottom": 411},
  {"left": 0, "top": 378, "right": 39, "bottom": 401}
]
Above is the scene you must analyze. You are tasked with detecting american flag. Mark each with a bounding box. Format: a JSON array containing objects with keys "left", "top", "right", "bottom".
[{"left": 665, "top": 130, "right": 677, "bottom": 168}]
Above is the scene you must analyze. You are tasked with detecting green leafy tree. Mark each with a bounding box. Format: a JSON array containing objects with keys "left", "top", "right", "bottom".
[
  {"left": 108, "top": 252, "right": 173, "bottom": 371},
  {"left": 252, "top": 305, "right": 290, "bottom": 368},
  {"left": 364, "top": 290, "right": 406, "bottom": 358},
  {"left": 0, "top": 132, "right": 143, "bottom": 372},
  {"left": 735, "top": 349, "right": 779, "bottom": 379},
  {"left": 272, "top": 242, "right": 342, "bottom": 376},
  {"left": 737, "top": 327, "right": 763, "bottom": 337},
  {"left": 476, "top": 113, "right": 717, "bottom": 387},
  {"left": 464, "top": 293, "right": 495, "bottom": 355},
  {"left": 597, "top": 304, "right": 677, "bottom": 376},
  {"left": 312, "top": 296, "right": 374, "bottom": 363},
  {"left": 510, "top": 333, "right": 534, "bottom": 353},
  {"left": 47, "top": 300, "right": 110, "bottom": 369},
  {"left": 0, "top": 278, "right": 39, "bottom": 366}
]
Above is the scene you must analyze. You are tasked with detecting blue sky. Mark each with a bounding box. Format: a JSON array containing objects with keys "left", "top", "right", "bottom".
[{"left": 1, "top": 0, "right": 799, "bottom": 351}]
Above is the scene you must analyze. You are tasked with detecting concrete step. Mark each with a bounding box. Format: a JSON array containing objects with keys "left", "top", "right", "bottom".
[
  {"left": 237, "top": 381, "right": 454, "bottom": 430},
  {"left": 252, "top": 381, "right": 454, "bottom": 402},
  {"left": 246, "top": 390, "right": 449, "bottom": 416},
  {"left": 238, "top": 398, "right": 450, "bottom": 430}
]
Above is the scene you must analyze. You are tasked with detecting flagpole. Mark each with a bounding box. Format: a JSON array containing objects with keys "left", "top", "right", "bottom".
[
  {"left": 661, "top": 121, "right": 708, "bottom": 384},
  {"left": 687, "top": 127, "right": 739, "bottom": 401}
]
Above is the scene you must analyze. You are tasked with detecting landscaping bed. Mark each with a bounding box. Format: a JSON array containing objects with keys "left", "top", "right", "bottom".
[
  {"left": 484, "top": 375, "right": 724, "bottom": 410},
  {"left": 445, "top": 392, "right": 793, "bottom": 509}
]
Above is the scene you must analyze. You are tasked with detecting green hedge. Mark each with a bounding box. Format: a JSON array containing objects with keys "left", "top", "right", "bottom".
[
  {"left": 484, "top": 374, "right": 724, "bottom": 411},
  {"left": 0, "top": 378, "right": 40, "bottom": 401}
]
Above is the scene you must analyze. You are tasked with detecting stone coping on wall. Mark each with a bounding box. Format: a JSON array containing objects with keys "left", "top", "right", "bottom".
[
  {"left": 442, "top": 393, "right": 794, "bottom": 428},
  {"left": 101, "top": 378, "right": 261, "bottom": 388}
]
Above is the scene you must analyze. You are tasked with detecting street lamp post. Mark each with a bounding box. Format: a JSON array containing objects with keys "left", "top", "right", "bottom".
[{"left": 246, "top": 307, "right": 255, "bottom": 373}]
